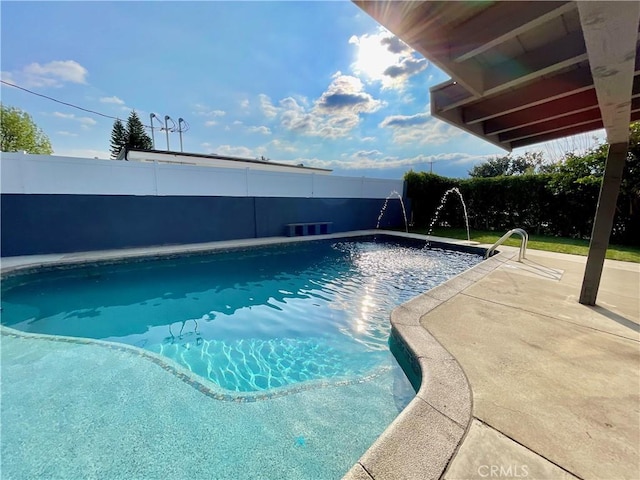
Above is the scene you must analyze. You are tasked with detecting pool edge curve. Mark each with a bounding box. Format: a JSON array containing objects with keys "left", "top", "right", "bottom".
[{"left": 344, "top": 247, "right": 516, "bottom": 480}]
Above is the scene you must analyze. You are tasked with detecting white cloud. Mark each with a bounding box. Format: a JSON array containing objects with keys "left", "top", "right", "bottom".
[
  {"left": 193, "top": 104, "right": 226, "bottom": 117},
  {"left": 315, "top": 73, "right": 382, "bottom": 114},
  {"left": 379, "top": 112, "right": 431, "bottom": 128},
  {"left": 204, "top": 120, "right": 218, "bottom": 127},
  {"left": 287, "top": 152, "right": 490, "bottom": 171},
  {"left": 275, "top": 72, "right": 383, "bottom": 139},
  {"left": 25, "top": 61, "right": 88, "bottom": 83},
  {"left": 51, "top": 111, "right": 97, "bottom": 126},
  {"left": 350, "top": 29, "right": 427, "bottom": 89},
  {"left": 248, "top": 125, "right": 271, "bottom": 135},
  {"left": 2, "top": 60, "right": 88, "bottom": 88},
  {"left": 56, "top": 131, "right": 78, "bottom": 137},
  {"left": 0, "top": 71, "right": 16, "bottom": 83},
  {"left": 269, "top": 139, "right": 297, "bottom": 153},
  {"left": 100, "top": 96, "right": 125, "bottom": 105},
  {"left": 379, "top": 110, "right": 461, "bottom": 145},
  {"left": 213, "top": 144, "right": 255, "bottom": 157},
  {"left": 53, "top": 112, "right": 75, "bottom": 119},
  {"left": 259, "top": 94, "right": 279, "bottom": 118},
  {"left": 353, "top": 149, "right": 383, "bottom": 159},
  {"left": 240, "top": 99, "right": 250, "bottom": 109}
]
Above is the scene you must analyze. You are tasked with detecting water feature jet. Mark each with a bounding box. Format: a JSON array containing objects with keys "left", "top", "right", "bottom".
[
  {"left": 426, "top": 187, "right": 470, "bottom": 243},
  {"left": 376, "top": 191, "right": 409, "bottom": 233}
]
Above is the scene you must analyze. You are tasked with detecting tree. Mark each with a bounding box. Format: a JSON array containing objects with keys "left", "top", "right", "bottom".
[
  {"left": 109, "top": 119, "right": 127, "bottom": 158},
  {"left": 624, "top": 121, "right": 640, "bottom": 205},
  {"left": 125, "top": 110, "right": 152, "bottom": 150},
  {"left": 109, "top": 111, "right": 153, "bottom": 158},
  {"left": 468, "top": 152, "right": 545, "bottom": 177},
  {"left": 1, "top": 104, "right": 53, "bottom": 154}
]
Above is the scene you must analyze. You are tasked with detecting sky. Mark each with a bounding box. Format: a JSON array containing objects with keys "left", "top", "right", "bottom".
[{"left": 0, "top": 1, "right": 602, "bottom": 179}]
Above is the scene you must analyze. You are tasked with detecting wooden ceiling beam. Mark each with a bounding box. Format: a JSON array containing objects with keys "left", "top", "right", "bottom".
[
  {"left": 510, "top": 120, "right": 604, "bottom": 149},
  {"left": 498, "top": 96, "right": 640, "bottom": 143},
  {"left": 479, "top": 29, "right": 588, "bottom": 96},
  {"left": 485, "top": 74, "right": 640, "bottom": 135},
  {"left": 499, "top": 108, "right": 604, "bottom": 143},
  {"left": 451, "top": 2, "right": 575, "bottom": 63},
  {"left": 461, "top": 67, "right": 595, "bottom": 123},
  {"left": 485, "top": 90, "right": 598, "bottom": 135}
]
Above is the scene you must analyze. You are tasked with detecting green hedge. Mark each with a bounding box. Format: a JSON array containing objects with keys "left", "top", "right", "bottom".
[{"left": 405, "top": 171, "right": 635, "bottom": 245}]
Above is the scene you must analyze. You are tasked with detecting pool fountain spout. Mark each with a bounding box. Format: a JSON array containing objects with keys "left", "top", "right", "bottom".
[
  {"left": 427, "top": 187, "right": 471, "bottom": 243},
  {"left": 376, "top": 191, "right": 409, "bottom": 233}
]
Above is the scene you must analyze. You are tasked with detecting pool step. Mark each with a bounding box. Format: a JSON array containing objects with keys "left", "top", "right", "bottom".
[{"left": 285, "top": 222, "right": 333, "bottom": 237}]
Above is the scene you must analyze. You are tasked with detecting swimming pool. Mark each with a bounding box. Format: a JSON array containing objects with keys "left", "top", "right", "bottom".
[{"left": 1, "top": 235, "right": 483, "bottom": 478}]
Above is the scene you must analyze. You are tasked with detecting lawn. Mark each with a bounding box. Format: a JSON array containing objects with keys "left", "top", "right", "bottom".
[{"left": 409, "top": 227, "right": 640, "bottom": 263}]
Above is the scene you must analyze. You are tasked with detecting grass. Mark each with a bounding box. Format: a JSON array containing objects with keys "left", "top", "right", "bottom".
[{"left": 408, "top": 227, "right": 640, "bottom": 263}]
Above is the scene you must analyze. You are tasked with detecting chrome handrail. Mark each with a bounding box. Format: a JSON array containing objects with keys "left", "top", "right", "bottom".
[{"left": 485, "top": 228, "right": 528, "bottom": 261}]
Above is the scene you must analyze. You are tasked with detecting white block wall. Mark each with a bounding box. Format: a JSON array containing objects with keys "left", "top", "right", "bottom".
[{"left": 1, "top": 153, "right": 404, "bottom": 199}]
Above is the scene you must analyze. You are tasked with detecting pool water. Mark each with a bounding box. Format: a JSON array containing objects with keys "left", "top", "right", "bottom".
[
  {"left": 1, "top": 236, "right": 482, "bottom": 478},
  {"left": 1, "top": 237, "right": 481, "bottom": 394}
]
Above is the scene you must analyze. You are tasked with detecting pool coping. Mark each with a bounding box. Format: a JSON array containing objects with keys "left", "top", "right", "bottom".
[{"left": 0, "top": 230, "right": 514, "bottom": 479}]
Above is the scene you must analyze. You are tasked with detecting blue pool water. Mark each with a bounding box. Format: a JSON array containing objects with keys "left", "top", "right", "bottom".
[{"left": 1, "top": 236, "right": 482, "bottom": 478}]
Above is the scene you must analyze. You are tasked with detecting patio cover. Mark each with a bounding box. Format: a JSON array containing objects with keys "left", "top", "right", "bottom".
[{"left": 355, "top": 0, "right": 640, "bottom": 305}]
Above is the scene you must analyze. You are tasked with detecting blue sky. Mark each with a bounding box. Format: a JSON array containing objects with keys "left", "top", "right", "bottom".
[{"left": 1, "top": 1, "right": 600, "bottom": 179}]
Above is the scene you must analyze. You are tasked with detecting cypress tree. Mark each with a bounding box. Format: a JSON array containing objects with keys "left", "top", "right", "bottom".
[
  {"left": 109, "top": 119, "right": 127, "bottom": 158},
  {"left": 125, "top": 110, "right": 152, "bottom": 150}
]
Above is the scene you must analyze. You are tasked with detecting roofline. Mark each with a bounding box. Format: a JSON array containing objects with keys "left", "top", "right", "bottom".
[{"left": 118, "top": 148, "right": 332, "bottom": 173}]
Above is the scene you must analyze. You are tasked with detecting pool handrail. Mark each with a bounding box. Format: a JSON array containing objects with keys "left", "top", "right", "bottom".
[{"left": 485, "top": 228, "right": 528, "bottom": 261}]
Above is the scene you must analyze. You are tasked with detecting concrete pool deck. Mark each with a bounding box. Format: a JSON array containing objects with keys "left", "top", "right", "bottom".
[
  {"left": 348, "top": 244, "right": 639, "bottom": 480},
  {"left": 2, "top": 232, "right": 638, "bottom": 479}
]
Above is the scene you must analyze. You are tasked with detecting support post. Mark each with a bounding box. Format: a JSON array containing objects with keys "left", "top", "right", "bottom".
[{"left": 579, "top": 141, "right": 628, "bottom": 305}]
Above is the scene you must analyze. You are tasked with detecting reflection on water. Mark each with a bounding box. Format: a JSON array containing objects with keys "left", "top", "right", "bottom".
[{"left": 1, "top": 237, "right": 482, "bottom": 392}]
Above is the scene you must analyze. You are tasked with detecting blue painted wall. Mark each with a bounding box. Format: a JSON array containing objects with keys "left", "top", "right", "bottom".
[{"left": 1, "top": 194, "right": 408, "bottom": 256}]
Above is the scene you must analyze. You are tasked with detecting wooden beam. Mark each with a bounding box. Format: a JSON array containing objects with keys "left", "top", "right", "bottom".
[
  {"left": 499, "top": 108, "right": 603, "bottom": 143},
  {"left": 509, "top": 120, "right": 604, "bottom": 149},
  {"left": 430, "top": 81, "right": 473, "bottom": 112},
  {"left": 455, "top": 44, "right": 640, "bottom": 121},
  {"left": 484, "top": 89, "right": 598, "bottom": 135},
  {"left": 433, "top": 103, "right": 510, "bottom": 151},
  {"left": 508, "top": 110, "right": 640, "bottom": 149},
  {"left": 480, "top": 29, "right": 588, "bottom": 96},
  {"left": 485, "top": 75, "right": 640, "bottom": 135},
  {"left": 451, "top": 2, "right": 575, "bottom": 63},
  {"left": 463, "top": 67, "right": 595, "bottom": 123}
]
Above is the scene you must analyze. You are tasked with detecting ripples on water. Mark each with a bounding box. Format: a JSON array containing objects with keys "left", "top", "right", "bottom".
[{"left": 1, "top": 237, "right": 482, "bottom": 392}]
